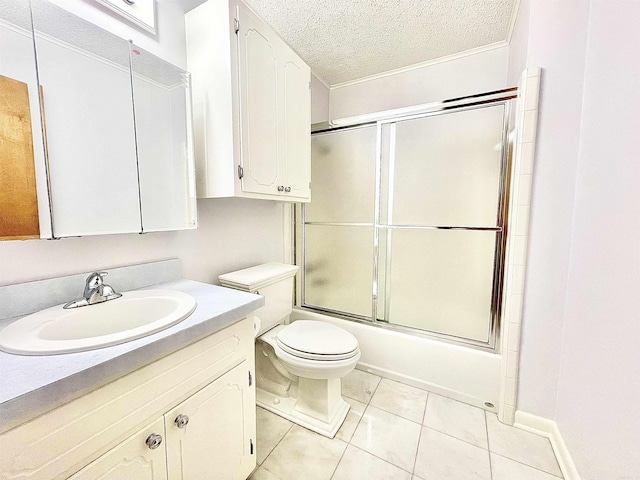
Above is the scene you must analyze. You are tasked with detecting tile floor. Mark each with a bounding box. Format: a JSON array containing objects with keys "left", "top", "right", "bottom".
[{"left": 250, "top": 369, "right": 562, "bottom": 480}]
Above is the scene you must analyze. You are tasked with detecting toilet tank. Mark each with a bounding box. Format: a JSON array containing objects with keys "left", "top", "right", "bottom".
[{"left": 219, "top": 263, "right": 299, "bottom": 334}]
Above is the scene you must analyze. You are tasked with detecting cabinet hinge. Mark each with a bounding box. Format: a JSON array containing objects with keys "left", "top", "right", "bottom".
[
  {"left": 234, "top": 18, "right": 240, "bottom": 34},
  {"left": 309, "top": 81, "right": 312, "bottom": 90},
  {"left": 238, "top": 165, "right": 244, "bottom": 179},
  {"left": 248, "top": 370, "right": 252, "bottom": 387},
  {"left": 309, "top": 181, "right": 311, "bottom": 189},
  {"left": 250, "top": 439, "right": 254, "bottom": 455}
]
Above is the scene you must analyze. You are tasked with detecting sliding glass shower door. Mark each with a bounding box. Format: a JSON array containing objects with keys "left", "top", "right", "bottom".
[{"left": 299, "top": 94, "right": 513, "bottom": 349}]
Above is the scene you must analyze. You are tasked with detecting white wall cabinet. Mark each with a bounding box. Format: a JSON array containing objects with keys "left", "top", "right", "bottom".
[
  {"left": 0, "top": 0, "right": 197, "bottom": 240},
  {"left": 186, "top": 0, "right": 311, "bottom": 203},
  {"left": 0, "top": 318, "right": 256, "bottom": 480}
]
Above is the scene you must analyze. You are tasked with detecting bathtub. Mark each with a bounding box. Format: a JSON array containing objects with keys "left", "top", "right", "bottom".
[{"left": 290, "top": 308, "right": 501, "bottom": 410}]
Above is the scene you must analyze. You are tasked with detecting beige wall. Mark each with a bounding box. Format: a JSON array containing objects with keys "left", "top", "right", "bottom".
[{"left": 329, "top": 46, "right": 510, "bottom": 119}]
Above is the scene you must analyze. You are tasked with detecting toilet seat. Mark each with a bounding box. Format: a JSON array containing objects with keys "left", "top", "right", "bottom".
[{"left": 276, "top": 320, "right": 359, "bottom": 361}]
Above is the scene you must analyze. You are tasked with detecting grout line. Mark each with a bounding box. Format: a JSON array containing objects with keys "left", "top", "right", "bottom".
[
  {"left": 411, "top": 424, "right": 424, "bottom": 475},
  {"left": 257, "top": 408, "right": 295, "bottom": 468},
  {"left": 347, "top": 444, "right": 415, "bottom": 475},
  {"left": 411, "top": 391, "right": 430, "bottom": 475},
  {"left": 329, "top": 441, "right": 349, "bottom": 479},
  {"left": 491, "top": 452, "right": 564, "bottom": 479},
  {"left": 421, "top": 424, "right": 489, "bottom": 451},
  {"left": 485, "top": 410, "right": 494, "bottom": 479},
  {"left": 421, "top": 391, "right": 430, "bottom": 425}
]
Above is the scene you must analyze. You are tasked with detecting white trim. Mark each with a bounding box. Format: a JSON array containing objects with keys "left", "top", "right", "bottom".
[
  {"left": 506, "top": 0, "right": 522, "bottom": 45},
  {"left": 311, "top": 71, "right": 331, "bottom": 90},
  {"left": 282, "top": 203, "right": 294, "bottom": 264},
  {"left": 329, "top": 41, "right": 509, "bottom": 90},
  {"left": 514, "top": 411, "right": 582, "bottom": 480}
]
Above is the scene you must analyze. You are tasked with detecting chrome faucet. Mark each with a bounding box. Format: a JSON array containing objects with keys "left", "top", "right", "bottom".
[{"left": 64, "top": 272, "right": 122, "bottom": 309}]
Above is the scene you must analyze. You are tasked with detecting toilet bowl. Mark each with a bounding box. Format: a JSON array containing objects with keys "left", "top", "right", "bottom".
[{"left": 219, "top": 263, "right": 361, "bottom": 438}]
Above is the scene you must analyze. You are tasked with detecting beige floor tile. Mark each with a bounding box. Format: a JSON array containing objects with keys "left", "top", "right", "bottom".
[
  {"left": 256, "top": 407, "right": 293, "bottom": 465},
  {"left": 332, "top": 445, "right": 412, "bottom": 480},
  {"left": 491, "top": 453, "right": 564, "bottom": 480},
  {"left": 369, "top": 378, "right": 429, "bottom": 423},
  {"left": 422, "top": 394, "right": 488, "bottom": 448},
  {"left": 261, "top": 425, "right": 347, "bottom": 480},
  {"left": 486, "top": 413, "right": 562, "bottom": 477},
  {"left": 335, "top": 397, "right": 367, "bottom": 442},
  {"left": 414, "top": 427, "right": 491, "bottom": 480},
  {"left": 342, "top": 369, "right": 381, "bottom": 403},
  {"left": 351, "top": 405, "right": 421, "bottom": 472},
  {"left": 249, "top": 466, "right": 282, "bottom": 480}
]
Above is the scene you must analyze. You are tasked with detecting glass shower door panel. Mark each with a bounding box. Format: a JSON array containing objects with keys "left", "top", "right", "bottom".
[
  {"left": 384, "top": 229, "right": 497, "bottom": 342},
  {"left": 304, "top": 225, "right": 374, "bottom": 318},
  {"left": 388, "top": 105, "right": 505, "bottom": 227},
  {"left": 307, "top": 126, "right": 377, "bottom": 223}
]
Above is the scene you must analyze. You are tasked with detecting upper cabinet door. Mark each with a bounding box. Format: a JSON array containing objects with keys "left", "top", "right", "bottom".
[
  {"left": 280, "top": 51, "right": 311, "bottom": 200},
  {"left": 130, "top": 43, "right": 198, "bottom": 233},
  {"left": 0, "top": 1, "right": 53, "bottom": 240},
  {"left": 31, "top": 0, "right": 141, "bottom": 237},
  {"left": 236, "top": 2, "right": 280, "bottom": 196}
]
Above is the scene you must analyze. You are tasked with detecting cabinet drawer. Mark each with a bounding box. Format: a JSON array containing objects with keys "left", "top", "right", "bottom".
[
  {"left": 95, "top": 0, "right": 156, "bottom": 33},
  {"left": 68, "top": 418, "right": 167, "bottom": 480},
  {"left": 0, "top": 318, "right": 253, "bottom": 480}
]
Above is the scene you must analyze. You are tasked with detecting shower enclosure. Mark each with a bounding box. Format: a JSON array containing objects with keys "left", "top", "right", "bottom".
[{"left": 296, "top": 89, "right": 517, "bottom": 350}]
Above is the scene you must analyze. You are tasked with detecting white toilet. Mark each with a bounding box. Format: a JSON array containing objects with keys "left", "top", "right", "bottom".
[{"left": 219, "top": 263, "right": 361, "bottom": 438}]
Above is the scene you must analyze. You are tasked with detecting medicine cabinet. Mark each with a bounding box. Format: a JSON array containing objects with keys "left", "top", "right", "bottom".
[{"left": 0, "top": 0, "right": 197, "bottom": 240}]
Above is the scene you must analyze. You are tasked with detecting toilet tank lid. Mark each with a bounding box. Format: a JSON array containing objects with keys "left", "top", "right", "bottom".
[{"left": 218, "top": 263, "right": 299, "bottom": 291}]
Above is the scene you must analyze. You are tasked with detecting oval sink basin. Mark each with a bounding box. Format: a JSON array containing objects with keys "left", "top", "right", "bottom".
[{"left": 0, "top": 289, "right": 196, "bottom": 355}]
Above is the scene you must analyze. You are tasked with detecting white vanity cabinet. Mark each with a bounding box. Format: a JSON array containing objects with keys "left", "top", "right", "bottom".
[
  {"left": 68, "top": 418, "right": 168, "bottom": 480},
  {"left": 186, "top": 0, "right": 311, "bottom": 203},
  {"left": 0, "top": 318, "right": 256, "bottom": 480}
]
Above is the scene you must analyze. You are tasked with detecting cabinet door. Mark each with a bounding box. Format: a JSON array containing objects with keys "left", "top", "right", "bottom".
[
  {"left": 236, "top": 2, "right": 281, "bottom": 196},
  {"left": 68, "top": 418, "right": 167, "bottom": 480},
  {"left": 165, "top": 361, "right": 256, "bottom": 480},
  {"left": 31, "top": 0, "right": 142, "bottom": 237},
  {"left": 280, "top": 49, "right": 311, "bottom": 201}
]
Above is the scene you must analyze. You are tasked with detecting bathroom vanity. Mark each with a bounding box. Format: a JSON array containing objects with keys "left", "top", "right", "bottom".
[{"left": 0, "top": 262, "right": 262, "bottom": 480}]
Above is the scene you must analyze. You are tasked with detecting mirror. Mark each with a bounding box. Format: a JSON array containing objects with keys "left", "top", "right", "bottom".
[
  {"left": 0, "top": 0, "right": 50, "bottom": 239},
  {"left": 0, "top": 0, "right": 197, "bottom": 240},
  {"left": 31, "top": 0, "right": 142, "bottom": 237},
  {"left": 130, "top": 43, "right": 197, "bottom": 232}
]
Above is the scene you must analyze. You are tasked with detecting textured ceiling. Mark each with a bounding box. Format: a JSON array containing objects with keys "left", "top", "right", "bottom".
[
  {"left": 182, "top": 0, "right": 517, "bottom": 86},
  {"left": 242, "top": 0, "right": 516, "bottom": 85}
]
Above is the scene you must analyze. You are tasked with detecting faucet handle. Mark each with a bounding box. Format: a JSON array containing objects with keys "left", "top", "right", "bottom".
[{"left": 84, "top": 272, "right": 107, "bottom": 291}]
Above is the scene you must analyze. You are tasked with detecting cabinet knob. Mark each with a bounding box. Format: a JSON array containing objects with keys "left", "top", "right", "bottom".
[
  {"left": 277, "top": 185, "right": 284, "bottom": 192},
  {"left": 284, "top": 186, "right": 291, "bottom": 193},
  {"left": 145, "top": 433, "right": 163, "bottom": 450},
  {"left": 174, "top": 414, "right": 190, "bottom": 428}
]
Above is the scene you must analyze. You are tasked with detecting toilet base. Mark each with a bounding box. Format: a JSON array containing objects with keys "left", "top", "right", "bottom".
[{"left": 256, "top": 386, "right": 350, "bottom": 438}]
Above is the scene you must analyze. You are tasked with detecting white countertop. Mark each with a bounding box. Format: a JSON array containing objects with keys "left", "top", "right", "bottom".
[{"left": 0, "top": 279, "right": 263, "bottom": 433}]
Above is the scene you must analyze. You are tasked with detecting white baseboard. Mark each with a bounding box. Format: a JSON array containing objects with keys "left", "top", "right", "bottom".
[{"left": 514, "top": 411, "right": 581, "bottom": 480}]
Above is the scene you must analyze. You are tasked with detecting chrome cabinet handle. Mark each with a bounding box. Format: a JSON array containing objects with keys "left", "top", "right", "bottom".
[
  {"left": 146, "top": 433, "right": 163, "bottom": 450},
  {"left": 123, "top": 0, "right": 135, "bottom": 5},
  {"left": 284, "top": 186, "right": 291, "bottom": 193},
  {"left": 277, "top": 185, "right": 284, "bottom": 192},
  {"left": 174, "top": 414, "right": 190, "bottom": 428}
]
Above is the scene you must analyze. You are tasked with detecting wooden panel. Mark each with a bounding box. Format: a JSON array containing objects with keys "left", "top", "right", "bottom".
[{"left": 0, "top": 74, "right": 40, "bottom": 240}]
